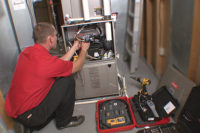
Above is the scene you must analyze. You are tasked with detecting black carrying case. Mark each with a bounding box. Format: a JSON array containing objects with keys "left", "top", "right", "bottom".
[
  {"left": 129, "top": 85, "right": 179, "bottom": 127},
  {"left": 152, "top": 86, "right": 179, "bottom": 119},
  {"left": 178, "top": 86, "right": 200, "bottom": 133}
]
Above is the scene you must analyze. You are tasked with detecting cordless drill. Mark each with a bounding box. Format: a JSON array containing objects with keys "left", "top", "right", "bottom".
[{"left": 139, "top": 78, "right": 151, "bottom": 95}]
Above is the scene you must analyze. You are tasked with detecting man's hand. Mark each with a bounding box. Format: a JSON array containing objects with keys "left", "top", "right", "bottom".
[
  {"left": 73, "top": 41, "right": 81, "bottom": 51},
  {"left": 81, "top": 42, "right": 90, "bottom": 52},
  {"left": 60, "top": 41, "right": 81, "bottom": 61},
  {"left": 71, "top": 41, "right": 90, "bottom": 73}
]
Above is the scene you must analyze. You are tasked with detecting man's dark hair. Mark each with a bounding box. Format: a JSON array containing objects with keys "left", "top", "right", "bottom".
[{"left": 33, "top": 22, "right": 55, "bottom": 44}]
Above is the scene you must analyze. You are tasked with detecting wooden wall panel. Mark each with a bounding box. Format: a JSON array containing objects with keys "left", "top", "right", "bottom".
[
  {"left": 155, "top": 0, "right": 170, "bottom": 76},
  {"left": 146, "top": 0, "right": 153, "bottom": 65},
  {"left": 46, "top": 0, "right": 54, "bottom": 24},
  {"left": 141, "top": 0, "right": 170, "bottom": 76},
  {"left": 155, "top": 0, "right": 161, "bottom": 74},
  {"left": 0, "top": 89, "right": 14, "bottom": 130},
  {"left": 188, "top": 0, "right": 200, "bottom": 84},
  {"left": 195, "top": 55, "right": 200, "bottom": 85}
]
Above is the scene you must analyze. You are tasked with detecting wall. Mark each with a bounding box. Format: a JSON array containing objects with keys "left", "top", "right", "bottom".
[
  {"left": 170, "top": 0, "right": 194, "bottom": 75},
  {"left": 140, "top": 0, "right": 200, "bottom": 85},
  {"left": 111, "top": 0, "right": 128, "bottom": 62},
  {"left": 140, "top": 0, "right": 170, "bottom": 76}
]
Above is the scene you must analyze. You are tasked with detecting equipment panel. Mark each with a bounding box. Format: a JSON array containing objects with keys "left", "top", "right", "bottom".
[{"left": 61, "top": 20, "right": 119, "bottom": 99}]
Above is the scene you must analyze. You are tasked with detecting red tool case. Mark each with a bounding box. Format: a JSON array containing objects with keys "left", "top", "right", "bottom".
[{"left": 96, "top": 96, "right": 136, "bottom": 133}]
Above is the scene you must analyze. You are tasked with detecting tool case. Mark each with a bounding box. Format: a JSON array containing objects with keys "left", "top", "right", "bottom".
[
  {"left": 129, "top": 86, "right": 179, "bottom": 127},
  {"left": 96, "top": 96, "right": 136, "bottom": 133},
  {"left": 129, "top": 96, "right": 170, "bottom": 127}
]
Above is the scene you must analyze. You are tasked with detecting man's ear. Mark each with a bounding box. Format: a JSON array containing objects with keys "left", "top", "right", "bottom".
[{"left": 47, "top": 35, "right": 52, "bottom": 44}]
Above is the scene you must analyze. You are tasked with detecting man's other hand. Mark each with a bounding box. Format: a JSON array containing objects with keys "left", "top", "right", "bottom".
[
  {"left": 81, "top": 42, "right": 90, "bottom": 52},
  {"left": 73, "top": 41, "right": 81, "bottom": 51}
]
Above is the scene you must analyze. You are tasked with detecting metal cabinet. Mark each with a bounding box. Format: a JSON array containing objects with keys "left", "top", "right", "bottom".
[
  {"left": 61, "top": 20, "right": 119, "bottom": 99},
  {"left": 75, "top": 60, "right": 118, "bottom": 99}
]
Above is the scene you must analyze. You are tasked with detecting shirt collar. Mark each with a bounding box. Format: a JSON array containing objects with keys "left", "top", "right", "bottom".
[{"left": 34, "top": 44, "right": 49, "bottom": 53}]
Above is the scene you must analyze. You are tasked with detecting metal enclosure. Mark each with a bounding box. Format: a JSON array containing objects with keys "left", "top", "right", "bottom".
[
  {"left": 75, "top": 60, "right": 118, "bottom": 99},
  {"left": 60, "top": 0, "right": 129, "bottom": 75},
  {"left": 7, "top": 0, "right": 34, "bottom": 50},
  {"left": 61, "top": 0, "right": 128, "bottom": 54},
  {"left": 0, "top": 0, "right": 19, "bottom": 95},
  {"left": 111, "top": 0, "right": 128, "bottom": 74},
  {"left": 61, "top": 0, "right": 103, "bottom": 20},
  {"left": 61, "top": 20, "right": 119, "bottom": 99},
  {"left": 60, "top": 0, "right": 130, "bottom": 99},
  {"left": 0, "top": 0, "right": 36, "bottom": 95},
  {"left": 170, "top": 0, "right": 194, "bottom": 75}
]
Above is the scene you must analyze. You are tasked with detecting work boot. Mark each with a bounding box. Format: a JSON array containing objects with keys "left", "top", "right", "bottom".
[{"left": 57, "top": 115, "right": 85, "bottom": 129}]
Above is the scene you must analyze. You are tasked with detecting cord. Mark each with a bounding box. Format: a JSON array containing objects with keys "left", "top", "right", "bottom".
[
  {"left": 67, "top": 41, "right": 78, "bottom": 55},
  {"left": 86, "top": 54, "right": 99, "bottom": 60},
  {"left": 139, "top": 94, "right": 146, "bottom": 112},
  {"left": 74, "top": 26, "right": 86, "bottom": 41}
]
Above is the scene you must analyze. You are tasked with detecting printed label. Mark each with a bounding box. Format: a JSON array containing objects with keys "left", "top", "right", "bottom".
[
  {"left": 171, "top": 81, "right": 179, "bottom": 89},
  {"left": 164, "top": 101, "right": 176, "bottom": 114},
  {"left": 12, "top": 0, "right": 26, "bottom": 10}
]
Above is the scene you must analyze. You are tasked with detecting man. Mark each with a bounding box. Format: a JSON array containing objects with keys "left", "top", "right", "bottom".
[{"left": 5, "top": 22, "right": 90, "bottom": 130}]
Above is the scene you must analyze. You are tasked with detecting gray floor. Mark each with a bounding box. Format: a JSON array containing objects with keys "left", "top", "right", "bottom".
[{"left": 33, "top": 58, "right": 160, "bottom": 133}]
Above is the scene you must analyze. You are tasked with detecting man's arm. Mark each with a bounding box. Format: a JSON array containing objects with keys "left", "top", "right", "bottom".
[
  {"left": 72, "top": 42, "right": 90, "bottom": 73},
  {"left": 59, "top": 41, "right": 80, "bottom": 61}
]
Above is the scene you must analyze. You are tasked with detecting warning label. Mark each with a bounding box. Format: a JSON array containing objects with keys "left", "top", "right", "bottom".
[{"left": 12, "top": 0, "right": 26, "bottom": 10}]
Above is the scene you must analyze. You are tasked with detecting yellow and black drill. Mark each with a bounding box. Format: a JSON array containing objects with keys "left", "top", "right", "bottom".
[
  {"left": 130, "top": 77, "right": 151, "bottom": 95},
  {"left": 138, "top": 78, "right": 151, "bottom": 95}
]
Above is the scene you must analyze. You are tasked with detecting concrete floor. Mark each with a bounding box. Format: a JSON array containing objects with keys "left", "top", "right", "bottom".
[{"left": 33, "top": 58, "right": 160, "bottom": 133}]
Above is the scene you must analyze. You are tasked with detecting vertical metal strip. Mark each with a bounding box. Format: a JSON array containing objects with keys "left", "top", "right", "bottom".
[{"left": 4, "top": 0, "right": 21, "bottom": 53}]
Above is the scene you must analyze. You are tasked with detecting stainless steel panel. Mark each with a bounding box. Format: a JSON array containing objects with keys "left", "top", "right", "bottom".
[
  {"left": 0, "top": 0, "right": 19, "bottom": 95},
  {"left": 70, "top": 0, "right": 83, "bottom": 18},
  {"left": 170, "top": 0, "right": 194, "bottom": 75},
  {"left": 88, "top": 0, "right": 102, "bottom": 16},
  {"left": 61, "top": 0, "right": 102, "bottom": 21},
  {"left": 60, "top": 0, "right": 72, "bottom": 19},
  {"left": 7, "top": 0, "right": 34, "bottom": 50},
  {"left": 111, "top": 0, "right": 128, "bottom": 59},
  {"left": 75, "top": 60, "right": 118, "bottom": 99}
]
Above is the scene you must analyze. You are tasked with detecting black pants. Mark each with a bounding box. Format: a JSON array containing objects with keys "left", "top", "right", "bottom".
[{"left": 16, "top": 76, "right": 75, "bottom": 130}]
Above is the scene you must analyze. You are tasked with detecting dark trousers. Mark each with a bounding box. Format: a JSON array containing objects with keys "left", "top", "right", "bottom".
[{"left": 16, "top": 76, "right": 75, "bottom": 130}]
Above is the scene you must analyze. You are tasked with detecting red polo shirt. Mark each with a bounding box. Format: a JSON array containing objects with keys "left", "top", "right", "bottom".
[{"left": 5, "top": 44, "right": 73, "bottom": 118}]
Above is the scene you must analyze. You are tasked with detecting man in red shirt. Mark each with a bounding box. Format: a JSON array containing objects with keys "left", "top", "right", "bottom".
[{"left": 5, "top": 22, "right": 90, "bottom": 130}]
